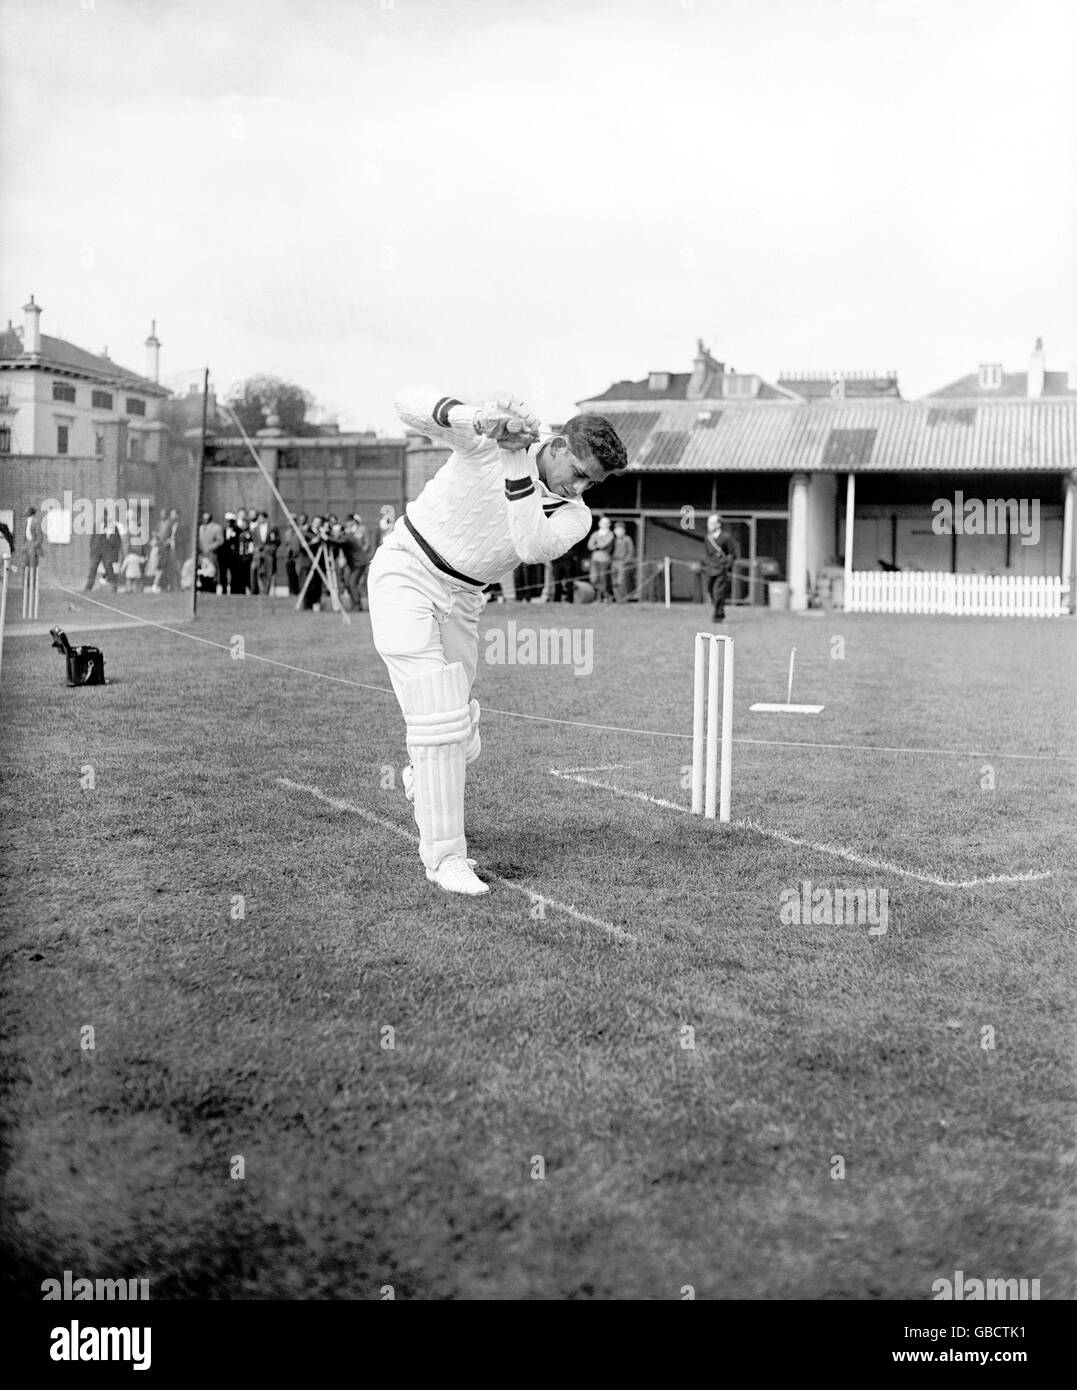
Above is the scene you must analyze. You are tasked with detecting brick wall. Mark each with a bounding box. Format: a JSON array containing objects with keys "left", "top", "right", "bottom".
[
  {"left": 201, "top": 467, "right": 272, "bottom": 522},
  {"left": 0, "top": 421, "right": 130, "bottom": 587}
]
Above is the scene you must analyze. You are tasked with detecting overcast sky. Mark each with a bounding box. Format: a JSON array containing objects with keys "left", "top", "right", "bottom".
[{"left": 2, "top": 0, "right": 1074, "bottom": 432}]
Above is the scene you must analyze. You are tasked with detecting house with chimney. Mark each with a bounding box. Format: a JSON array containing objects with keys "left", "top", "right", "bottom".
[
  {"left": 576, "top": 339, "right": 1076, "bottom": 616},
  {"left": 0, "top": 298, "right": 171, "bottom": 586},
  {"left": 0, "top": 297, "right": 169, "bottom": 461}
]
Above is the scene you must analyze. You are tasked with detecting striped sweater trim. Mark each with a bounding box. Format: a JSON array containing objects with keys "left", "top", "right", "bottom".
[
  {"left": 432, "top": 396, "right": 462, "bottom": 428},
  {"left": 505, "top": 477, "right": 535, "bottom": 500}
]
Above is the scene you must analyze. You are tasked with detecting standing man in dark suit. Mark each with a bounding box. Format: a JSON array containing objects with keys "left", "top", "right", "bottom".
[
  {"left": 198, "top": 512, "right": 225, "bottom": 593},
  {"left": 338, "top": 516, "right": 371, "bottom": 611},
  {"left": 22, "top": 507, "right": 46, "bottom": 573},
  {"left": 102, "top": 522, "right": 122, "bottom": 591},
  {"left": 702, "top": 513, "right": 738, "bottom": 621},
  {"left": 282, "top": 514, "right": 307, "bottom": 594},
  {"left": 155, "top": 509, "right": 181, "bottom": 592},
  {"left": 232, "top": 510, "right": 253, "bottom": 594},
  {"left": 251, "top": 511, "right": 280, "bottom": 596}
]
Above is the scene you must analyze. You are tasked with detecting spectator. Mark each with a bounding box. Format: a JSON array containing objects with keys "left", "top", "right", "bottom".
[
  {"left": 198, "top": 512, "right": 225, "bottom": 593},
  {"left": 282, "top": 513, "right": 308, "bottom": 596},
  {"left": 145, "top": 535, "right": 161, "bottom": 591},
  {"left": 103, "top": 523, "right": 122, "bottom": 590},
  {"left": 587, "top": 515, "right": 615, "bottom": 602},
  {"left": 197, "top": 552, "right": 218, "bottom": 593},
  {"left": 301, "top": 515, "right": 328, "bottom": 609},
  {"left": 119, "top": 546, "right": 145, "bottom": 593},
  {"left": 232, "top": 510, "right": 253, "bottom": 593},
  {"left": 338, "top": 517, "right": 371, "bottom": 611},
  {"left": 84, "top": 518, "right": 109, "bottom": 591},
  {"left": 251, "top": 511, "right": 280, "bottom": 596},
  {"left": 22, "top": 506, "right": 46, "bottom": 573},
  {"left": 702, "top": 513, "right": 737, "bottom": 621},
  {"left": 218, "top": 513, "right": 234, "bottom": 593},
  {"left": 611, "top": 521, "right": 635, "bottom": 602},
  {"left": 154, "top": 509, "right": 181, "bottom": 592}
]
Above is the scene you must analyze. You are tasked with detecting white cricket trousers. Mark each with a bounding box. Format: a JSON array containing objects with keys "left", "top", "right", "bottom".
[{"left": 367, "top": 535, "right": 488, "bottom": 866}]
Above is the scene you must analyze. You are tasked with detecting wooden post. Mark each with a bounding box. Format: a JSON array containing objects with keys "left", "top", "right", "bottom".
[
  {"left": 189, "top": 367, "right": 209, "bottom": 620},
  {"left": 1063, "top": 472, "right": 1076, "bottom": 615},
  {"left": 0, "top": 556, "right": 10, "bottom": 682}
]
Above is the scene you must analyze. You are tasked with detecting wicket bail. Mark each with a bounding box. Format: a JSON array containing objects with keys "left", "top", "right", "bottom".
[{"left": 691, "top": 631, "right": 734, "bottom": 821}]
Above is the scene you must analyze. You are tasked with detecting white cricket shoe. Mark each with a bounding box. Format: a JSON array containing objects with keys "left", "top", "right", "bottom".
[
  {"left": 426, "top": 855, "right": 489, "bottom": 896},
  {"left": 402, "top": 763, "right": 415, "bottom": 803}
]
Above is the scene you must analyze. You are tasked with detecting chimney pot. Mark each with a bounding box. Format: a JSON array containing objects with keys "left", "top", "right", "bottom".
[
  {"left": 1028, "top": 338, "right": 1046, "bottom": 399},
  {"left": 21, "top": 295, "right": 42, "bottom": 354},
  {"left": 144, "top": 320, "right": 161, "bottom": 383}
]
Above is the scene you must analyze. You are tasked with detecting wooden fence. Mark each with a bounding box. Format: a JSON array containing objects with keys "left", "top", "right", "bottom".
[{"left": 847, "top": 572, "right": 1067, "bottom": 617}]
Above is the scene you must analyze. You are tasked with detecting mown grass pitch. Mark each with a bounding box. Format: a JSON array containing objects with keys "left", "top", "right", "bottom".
[{"left": 1, "top": 596, "right": 1074, "bottom": 1299}]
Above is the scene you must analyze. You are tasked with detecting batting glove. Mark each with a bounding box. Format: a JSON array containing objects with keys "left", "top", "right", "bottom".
[{"left": 474, "top": 398, "right": 541, "bottom": 450}]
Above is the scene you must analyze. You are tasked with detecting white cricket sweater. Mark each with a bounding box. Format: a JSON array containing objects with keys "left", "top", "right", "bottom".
[{"left": 393, "top": 386, "right": 592, "bottom": 585}]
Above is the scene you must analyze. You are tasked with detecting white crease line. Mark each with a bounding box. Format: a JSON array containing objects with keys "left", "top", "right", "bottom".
[
  {"left": 548, "top": 770, "right": 1054, "bottom": 890},
  {"left": 554, "top": 761, "right": 649, "bottom": 774},
  {"left": 278, "top": 778, "right": 636, "bottom": 944}
]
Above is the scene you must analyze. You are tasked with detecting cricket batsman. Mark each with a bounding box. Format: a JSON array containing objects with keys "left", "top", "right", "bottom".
[{"left": 368, "top": 387, "right": 628, "bottom": 896}]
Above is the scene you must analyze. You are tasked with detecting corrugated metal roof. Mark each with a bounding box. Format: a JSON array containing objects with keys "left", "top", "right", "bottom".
[
  {"left": 608, "top": 398, "right": 1077, "bottom": 473},
  {"left": 593, "top": 411, "right": 661, "bottom": 457},
  {"left": 637, "top": 430, "right": 690, "bottom": 469}
]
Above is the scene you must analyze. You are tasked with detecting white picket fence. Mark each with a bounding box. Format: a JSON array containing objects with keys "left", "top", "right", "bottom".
[{"left": 847, "top": 572, "right": 1067, "bottom": 617}]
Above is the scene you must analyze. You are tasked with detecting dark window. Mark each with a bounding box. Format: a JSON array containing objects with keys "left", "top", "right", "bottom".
[
  {"left": 639, "top": 471, "right": 713, "bottom": 510},
  {"left": 128, "top": 434, "right": 142, "bottom": 461},
  {"left": 590, "top": 471, "right": 638, "bottom": 509},
  {"left": 57, "top": 425, "right": 69, "bottom": 455},
  {"left": 927, "top": 407, "right": 976, "bottom": 427},
  {"left": 0, "top": 425, "right": 11, "bottom": 453},
  {"left": 821, "top": 428, "right": 877, "bottom": 468},
  {"left": 94, "top": 432, "right": 105, "bottom": 457},
  {"left": 125, "top": 397, "right": 146, "bottom": 416},
  {"left": 92, "top": 390, "right": 114, "bottom": 409},
  {"left": 52, "top": 382, "right": 76, "bottom": 403}
]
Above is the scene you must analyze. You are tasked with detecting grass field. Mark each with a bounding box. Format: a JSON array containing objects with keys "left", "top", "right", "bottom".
[{"left": 1, "top": 592, "right": 1074, "bottom": 1300}]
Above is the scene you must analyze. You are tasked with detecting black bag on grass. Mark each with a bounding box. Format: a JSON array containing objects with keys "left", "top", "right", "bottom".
[{"left": 49, "top": 627, "right": 106, "bottom": 686}]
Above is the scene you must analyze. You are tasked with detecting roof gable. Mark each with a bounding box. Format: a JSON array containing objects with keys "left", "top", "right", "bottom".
[
  {"left": 925, "top": 370, "right": 1076, "bottom": 400},
  {"left": 0, "top": 330, "right": 167, "bottom": 395}
]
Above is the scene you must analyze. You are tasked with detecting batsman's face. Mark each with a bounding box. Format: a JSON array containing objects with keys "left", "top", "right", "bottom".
[{"left": 540, "top": 439, "right": 605, "bottom": 500}]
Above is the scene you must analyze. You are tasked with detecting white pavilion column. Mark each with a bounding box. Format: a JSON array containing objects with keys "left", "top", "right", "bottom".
[
  {"left": 1063, "top": 471, "right": 1076, "bottom": 614},
  {"left": 788, "top": 471, "right": 810, "bottom": 611},
  {"left": 844, "top": 471, "right": 856, "bottom": 611}
]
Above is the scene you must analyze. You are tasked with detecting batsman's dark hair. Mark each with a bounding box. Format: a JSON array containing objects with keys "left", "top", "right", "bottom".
[{"left": 561, "top": 413, "right": 628, "bottom": 475}]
